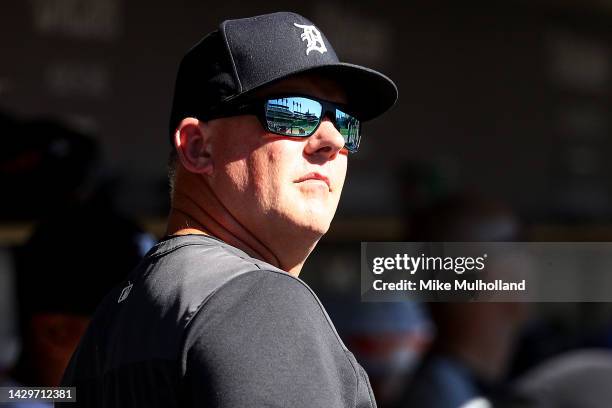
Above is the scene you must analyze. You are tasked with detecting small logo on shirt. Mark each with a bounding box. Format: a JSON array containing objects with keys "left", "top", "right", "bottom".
[
  {"left": 294, "top": 23, "right": 327, "bottom": 55},
  {"left": 118, "top": 281, "right": 133, "bottom": 303}
]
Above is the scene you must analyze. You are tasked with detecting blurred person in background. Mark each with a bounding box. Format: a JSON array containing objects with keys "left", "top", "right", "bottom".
[
  {"left": 324, "top": 298, "right": 434, "bottom": 408},
  {"left": 5, "top": 202, "right": 153, "bottom": 392},
  {"left": 401, "top": 192, "right": 530, "bottom": 408},
  {"left": 0, "top": 117, "right": 154, "bottom": 406},
  {"left": 59, "top": 11, "right": 397, "bottom": 408}
]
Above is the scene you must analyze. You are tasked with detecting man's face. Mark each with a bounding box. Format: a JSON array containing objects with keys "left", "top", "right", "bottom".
[{"left": 205, "top": 75, "right": 348, "bottom": 248}]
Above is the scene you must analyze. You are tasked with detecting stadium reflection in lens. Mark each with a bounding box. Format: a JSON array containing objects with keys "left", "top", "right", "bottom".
[
  {"left": 266, "top": 97, "right": 322, "bottom": 136},
  {"left": 336, "top": 109, "right": 360, "bottom": 152}
]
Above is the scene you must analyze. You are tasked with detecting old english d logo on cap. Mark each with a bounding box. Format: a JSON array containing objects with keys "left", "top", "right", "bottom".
[
  {"left": 294, "top": 23, "right": 328, "bottom": 55},
  {"left": 217, "top": 12, "right": 340, "bottom": 96}
]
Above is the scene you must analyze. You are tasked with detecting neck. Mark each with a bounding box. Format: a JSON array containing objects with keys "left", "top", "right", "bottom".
[{"left": 166, "top": 169, "right": 313, "bottom": 277}]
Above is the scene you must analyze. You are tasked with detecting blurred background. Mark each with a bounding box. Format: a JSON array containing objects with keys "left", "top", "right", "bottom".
[{"left": 2, "top": 0, "right": 612, "bottom": 407}]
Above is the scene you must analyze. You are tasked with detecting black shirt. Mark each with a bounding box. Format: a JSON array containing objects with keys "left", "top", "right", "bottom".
[{"left": 60, "top": 235, "right": 376, "bottom": 407}]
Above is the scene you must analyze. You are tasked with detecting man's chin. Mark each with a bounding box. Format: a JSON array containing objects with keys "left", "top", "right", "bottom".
[
  {"left": 279, "top": 205, "right": 336, "bottom": 239},
  {"left": 295, "top": 217, "right": 332, "bottom": 238}
]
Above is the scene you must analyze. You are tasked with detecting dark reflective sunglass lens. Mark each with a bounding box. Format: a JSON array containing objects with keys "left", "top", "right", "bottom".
[
  {"left": 265, "top": 97, "right": 322, "bottom": 137},
  {"left": 336, "top": 109, "right": 360, "bottom": 152}
]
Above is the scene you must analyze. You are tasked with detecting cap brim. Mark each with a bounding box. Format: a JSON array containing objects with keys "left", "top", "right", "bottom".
[
  {"left": 227, "top": 62, "right": 398, "bottom": 122},
  {"left": 302, "top": 63, "right": 398, "bottom": 121}
]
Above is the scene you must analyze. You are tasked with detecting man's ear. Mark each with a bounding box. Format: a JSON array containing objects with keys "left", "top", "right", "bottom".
[{"left": 173, "top": 117, "right": 213, "bottom": 175}]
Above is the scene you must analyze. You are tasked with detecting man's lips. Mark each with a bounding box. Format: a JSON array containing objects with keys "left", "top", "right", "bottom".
[{"left": 294, "top": 172, "right": 330, "bottom": 189}]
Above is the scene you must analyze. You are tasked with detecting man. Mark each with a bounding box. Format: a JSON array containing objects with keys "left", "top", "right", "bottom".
[{"left": 60, "top": 12, "right": 397, "bottom": 407}]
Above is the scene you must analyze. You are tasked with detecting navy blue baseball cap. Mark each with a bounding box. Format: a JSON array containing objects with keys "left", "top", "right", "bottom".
[{"left": 169, "top": 11, "right": 398, "bottom": 139}]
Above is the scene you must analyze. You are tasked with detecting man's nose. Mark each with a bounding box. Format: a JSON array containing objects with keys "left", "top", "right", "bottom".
[{"left": 304, "top": 116, "right": 346, "bottom": 158}]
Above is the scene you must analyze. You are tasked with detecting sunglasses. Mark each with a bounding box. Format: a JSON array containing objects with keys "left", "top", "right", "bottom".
[{"left": 208, "top": 95, "right": 362, "bottom": 153}]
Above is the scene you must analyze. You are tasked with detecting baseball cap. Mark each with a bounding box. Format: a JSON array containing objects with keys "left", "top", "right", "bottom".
[{"left": 169, "top": 11, "right": 398, "bottom": 139}]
